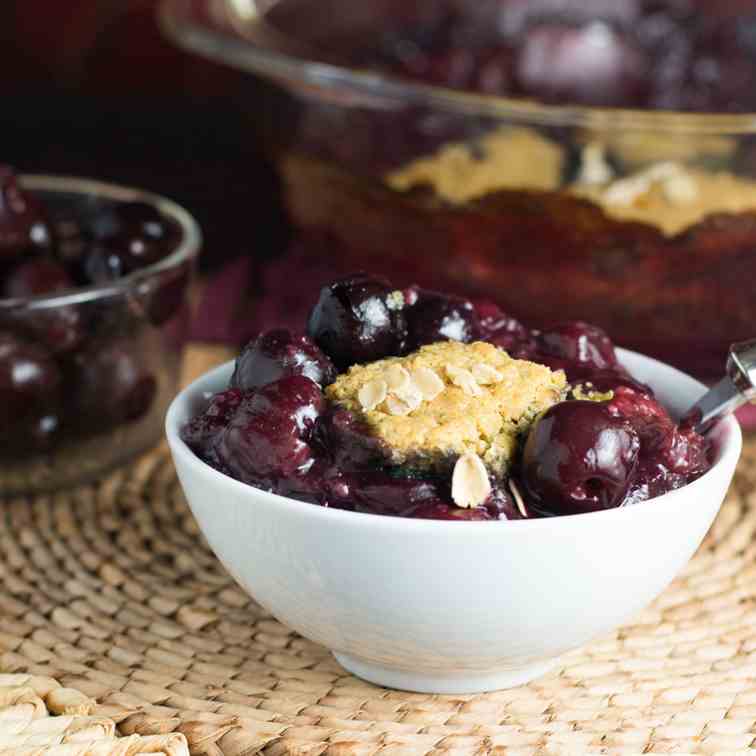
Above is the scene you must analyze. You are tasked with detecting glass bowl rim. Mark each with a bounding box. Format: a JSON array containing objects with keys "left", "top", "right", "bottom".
[
  {"left": 160, "top": 0, "right": 756, "bottom": 135},
  {"left": 0, "top": 174, "right": 202, "bottom": 309}
]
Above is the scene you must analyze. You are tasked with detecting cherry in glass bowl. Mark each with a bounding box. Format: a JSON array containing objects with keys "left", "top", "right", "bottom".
[
  {"left": 0, "top": 175, "right": 201, "bottom": 495},
  {"left": 166, "top": 348, "right": 741, "bottom": 693}
]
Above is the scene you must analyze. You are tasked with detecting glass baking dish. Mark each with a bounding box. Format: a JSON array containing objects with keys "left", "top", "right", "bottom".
[{"left": 161, "top": 0, "right": 756, "bottom": 380}]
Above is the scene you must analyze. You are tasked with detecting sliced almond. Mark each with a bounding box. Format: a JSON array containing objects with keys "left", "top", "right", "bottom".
[
  {"left": 471, "top": 363, "right": 503, "bottom": 385},
  {"left": 661, "top": 171, "right": 698, "bottom": 205},
  {"left": 411, "top": 366, "right": 445, "bottom": 401},
  {"left": 445, "top": 364, "right": 483, "bottom": 396},
  {"left": 603, "top": 161, "right": 687, "bottom": 207},
  {"left": 384, "top": 364, "right": 411, "bottom": 393},
  {"left": 394, "top": 379, "right": 423, "bottom": 404},
  {"left": 385, "top": 393, "right": 420, "bottom": 416},
  {"left": 358, "top": 378, "right": 387, "bottom": 411},
  {"left": 451, "top": 452, "right": 492, "bottom": 509},
  {"left": 508, "top": 478, "right": 529, "bottom": 519},
  {"left": 576, "top": 143, "right": 614, "bottom": 186}
]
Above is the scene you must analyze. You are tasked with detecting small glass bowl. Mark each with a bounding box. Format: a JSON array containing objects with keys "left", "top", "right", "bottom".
[{"left": 0, "top": 175, "right": 201, "bottom": 496}]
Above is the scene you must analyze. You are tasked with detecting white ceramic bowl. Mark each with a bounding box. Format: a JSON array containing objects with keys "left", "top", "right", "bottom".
[{"left": 166, "top": 349, "right": 742, "bottom": 693}]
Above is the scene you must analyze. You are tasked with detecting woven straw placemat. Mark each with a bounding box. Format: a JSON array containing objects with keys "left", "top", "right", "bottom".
[{"left": 3, "top": 345, "right": 756, "bottom": 756}]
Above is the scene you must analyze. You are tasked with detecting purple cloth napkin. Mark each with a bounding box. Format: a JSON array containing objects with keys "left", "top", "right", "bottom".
[{"left": 190, "top": 243, "right": 359, "bottom": 345}]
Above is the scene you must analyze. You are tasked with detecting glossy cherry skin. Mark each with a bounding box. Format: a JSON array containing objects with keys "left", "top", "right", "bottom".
[
  {"left": 231, "top": 329, "right": 337, "bottom": 392},
  {"left": 311, "top": 406, "right": 389, "bottom": 471},
  {"left": 515, "top": 22, "right": 647, "bottom": 107},
  {"left": 0, "top": 166, "right": 53, "bottom": 263},
  {"left": 615, "top": 385, "right": 711, "bottom": 503},
  {"left": 22, "top": 412, "right": 61, "bottom": 452},
  {"left": 84, "top": 201, "right": 179, "bottom": 283},
  {"left": 409, "top": 485, "right": 524, "bottom": 520},
  {"left": 475, "top": 300, "right": 529, "bottom": 351},
  {"left": 0, "top": 331, "right": 59, "bottom": 424},
  {"left": 535, "top": 321, "right": 618, "bottom": 370},
  {"left": 606, "top": 386, "right": 710, "bottom": 484},
  {"left": 323, "top": 470, "right": 446, "bottom": 516},
  {"left": 3, "top": 258, "right": 73, "bottom": 299},
  {"left": 53, "top": 216, "right": 90, "bottom": 278},
  {"left": 569, "top": 367, "right": 652, "bottom": 397},
  {"left": 523, "top": 400, "right": 640, "bottom": 516},
  {"left": 307, "top": 273, "right": 407, "bottom": 369},
  {"left": 0, "top": 331, "right": 60, "bottom": 428},
  {"left": 216, "top": 375, "right": 324, "bottom": 484},
  {"left": 405, "top": 288, "right": 481, "bottom": 350},
  {"left": 181, "top": 387, "right": 244, "bottom": 467},
  {"left": 1, "top": 258, "right": 85, "bottom": 354},
  {"left": 71, "top": 340, "right": 157, "bottom": 425}
]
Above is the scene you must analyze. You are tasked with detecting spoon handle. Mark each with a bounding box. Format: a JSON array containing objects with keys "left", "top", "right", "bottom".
[{"left": 683, "top": 339, "right": 756, "bottom": 433}]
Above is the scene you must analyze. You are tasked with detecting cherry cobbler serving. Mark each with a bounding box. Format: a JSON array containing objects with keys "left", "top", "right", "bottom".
[{"left": 183, "top": 274, "right": 711, "bottom": 520}]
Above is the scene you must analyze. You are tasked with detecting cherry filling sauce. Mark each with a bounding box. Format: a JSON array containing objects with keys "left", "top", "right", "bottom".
[
  {"left": 356, "top": 1, "right": 756, "bottom": 113},
  {"left": 0, "top": 165, "right": 183, "bottom": 458},
  {"left": 183, "top": 273, "right": 713, "bottom": 520}
]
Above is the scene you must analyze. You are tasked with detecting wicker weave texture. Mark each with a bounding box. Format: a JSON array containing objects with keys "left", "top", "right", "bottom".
[{"left": 0, "top": 346, "right": 755, "bottom": 755}]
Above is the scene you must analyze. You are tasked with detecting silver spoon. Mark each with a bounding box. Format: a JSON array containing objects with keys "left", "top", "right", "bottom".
[{"left": 681, "top": 339, "right": 756, "bottom": 433}]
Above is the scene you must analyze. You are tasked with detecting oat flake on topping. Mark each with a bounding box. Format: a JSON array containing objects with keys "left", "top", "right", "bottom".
[{"left": 326, "top": 340, "right": 567, "bottom": 474}]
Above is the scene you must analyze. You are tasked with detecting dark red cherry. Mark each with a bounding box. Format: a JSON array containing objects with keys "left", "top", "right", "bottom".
[
  {"left": 405, "top": 288, "right": 481, "bottom": 350},
  {"left": 0, "top": 165, "right": 53, "bottom": 263},
  {"left": 231, "top": 329, "right": 337, "bottom": 392},
  {"left": 606, "top": 385, "right": 672, "bottom": 441},
  {"left": 324, "top": 471, "right": 445, "bottom": 517},
  {"left": 474, "top": 300, "right": 524, "bottom": 337},
  {"left": 515, "top": 22, "right": 647, "bottom": 106},
  {"left": 536, "top": 321, "right": 618, "bottom": 370},
  {"left": 409, "top": 485, "right": 524, "bottom": 520},
  {"left": 83, "top": 246, "right": 128, "bottom": 283},
  {"left": 181, "top": 387, "right": 244, "bottom": 467},
  {"left": 3, "top": 258, "right": 73, "bottom": 298},
  {"left": 474, "top": 300, "right": 528, "bottom": 350},
  {"left": 53, "top": 216, "right": 90, "bottom": 278},
  {"left": 0, "top": 331, "right": 60, "bottom": 427},
  {"left": 216, "top": 375, "right": 324, "bottom": 483},
  {"left": 569, "top": 367, "right": 652, "bottom": 397},
  {"left": 522, "top": 400, "right": 640, "bottom": 516},
  {"left": 72, "top": 340, "right": 157, "bottom": 425},
  {"left": 2, "top": 259, "right": 85, "bottom": 354},
  {"left": 311, "top": 406, "right": 389, "bottom": 471},
  {"left": 24, "top": 412, "right": 60, "bottom": 452},
  {"left": 84, "top": 201, "right": 179, "bottom": 282},
  {"left": 659, "top": 425, "right": 709, "bottom": 478},
  {"left": 306, "top": 273, "right": 407, "bottom": 370},
  {"left": 606, "top": 385, "right": 709, "bottom": 481}
]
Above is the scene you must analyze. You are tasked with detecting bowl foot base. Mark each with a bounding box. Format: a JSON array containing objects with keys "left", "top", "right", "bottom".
[{"left": 333, "top": 652, "right": 558, "bottom": 693}]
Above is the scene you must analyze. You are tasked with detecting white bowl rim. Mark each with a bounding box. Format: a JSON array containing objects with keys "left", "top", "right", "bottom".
[{"left": 166, "top": 348, "right": 742, "bottom": 532}]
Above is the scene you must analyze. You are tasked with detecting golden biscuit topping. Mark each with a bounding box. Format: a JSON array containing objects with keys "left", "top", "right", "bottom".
[
  {"left": 385, "top": 127, "right": 564, "bottom": 202},
  {"left": 386, "top": 126, "right": 756, "bottom": 236},
  {"left": 326, "top": 341, "right": 567, "bottom": 475}
]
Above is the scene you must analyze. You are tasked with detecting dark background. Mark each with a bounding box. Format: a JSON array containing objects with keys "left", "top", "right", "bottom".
[{"left": 0, "top": 1, "right": 288, "bottom": 271}]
